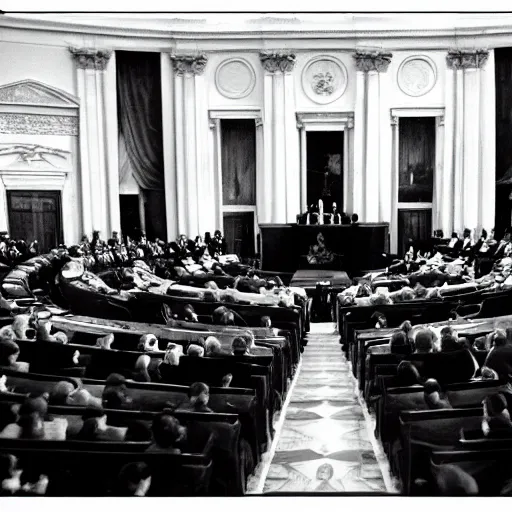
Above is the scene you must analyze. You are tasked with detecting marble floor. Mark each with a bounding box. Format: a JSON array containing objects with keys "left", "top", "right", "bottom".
[{"left": 248, "top": 323, "right": 394, "bottom": 495}]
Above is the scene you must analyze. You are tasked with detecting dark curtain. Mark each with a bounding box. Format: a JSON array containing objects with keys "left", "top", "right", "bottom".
[
  {"left": 495, "top": 48, "right": 512, "bottom": 235},
  {"left": 117, "top": 51, "right": 166, "bottom": 240},
  {"left": 221, "top": 119, "right": 256, "bottom": 205},
  {"left": 398, "top": 117, "right": 435, "bottom": 203}
]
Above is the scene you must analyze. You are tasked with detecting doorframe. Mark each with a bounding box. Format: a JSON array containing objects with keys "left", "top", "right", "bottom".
[
  {"left": 209, "top": 109, "right": 262, "bottom": 254},
  {"left": 390, "top": 107, "right": 445, "bottom": 254},
  {"left": 6, "top": 189, "right": 64, "bottom": 249},
  {"left": 296, "top": 112, "right": 354, "bottom": 215}
]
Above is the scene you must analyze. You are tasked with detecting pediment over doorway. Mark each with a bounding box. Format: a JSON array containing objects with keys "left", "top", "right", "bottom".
[{"left": 0, "top": 79, "right": 79, "bottom": 107}]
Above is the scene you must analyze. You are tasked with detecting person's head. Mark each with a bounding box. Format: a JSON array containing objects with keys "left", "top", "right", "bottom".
[
  {"left": 351, "top": 213, "right": 359, "bottom": 223},
  {"left": 205, "top": 337, "right": 222, "bottom": 357},
  {"left": 221, "top": 373, "right": 232, "bottom": 388},
  {"left": 400, "top": 287, "right": 415, "bottom": 302},
  {"left": 423, "top": 378, "right": 442, "bottom": 408},
  {"left": 435, "top": 464, "right": 478, "bottom": 496},
  {"left": 440, "top": 326, "right": 457, "bottom": 339},
  {"left": 11, "top": 315, "right": 31, "bottom": 340},
  {"left": 95, "top": 333, "right": 114, "bottom": 350},
  {"left": 260, "top": 316, "right": 272, "bottom": 328},
  {"left": 183, "top": 305, "right": 198, "bottom": 323},
  {"left": 76, "top": 417, "right": 103, "bottom": 441},
  {"left": 0, "top": 326, "right": 15, "bottom": 343},
  {"left": 53, "top": 331, "right": 69, "bottom": 344},
  {"left": 117, "top": 462, "right": 152, "bottom": 497},
  {"left": 370, "top": 311, "right": 387, "bottom": 328},
  {"left": 397, "top": 360, "right": 421, "bottom": 386},
  {"left": 205, "top": 281, "right": 218, "bottom": 290},
  {"left": 17, "top": 397, "right": 47, "bottom": 439},
  {"left": 400, "top": 320, "right": 413, "bottom": 336},
  {"left": 232, "top": 337, "right": 248, "bottom": 356},
  {"left": 218, "top": 310, "right": 235, "bottom": 326},
  {"left": 125, "top": 420, "right": 153, "bottom": 442},
  {"left": 414, "top": 284, "right": 427, "bottom": 299},
  {"left": 481, "top": 366, "right": 499, "bottom": 381},
  {"left": 137, "top": 334, "right": 158, "bottom": 353},
  {"left": 49, "top": 381, "right": 76, "bottom": 405},
  {"left": 463, "top": 228, "right": 471, "bottom": 239},
  {"left": 188, "top": 382, "right": 210, "bottom": 407},
  {"left": 186, "top": 344, "right": 204, "bottom": 357},
  {"left": 0, "top": 340, "right": 20, "bottom": 367},
  {"left": 102, "top": 373, "right": 129, "bottom": 409},
  {"left": 414, "top": 329, "right": 434, "bottom": 354},
  {"left": 492, "top": 329, "right": 507, "bottom": 347},
  {"left": 389, "top": 331, "right": 408, "bottom": 354},
  {"left": 151, "top": 414, "right": 185, "bottom": 449},
  {"left": 441, "top": 334, "right": 460, "bottom": 353},
  {"left": 483, "top": 393, "right": 510, "bottom": 422},
  {"left": 163, "top": 343, "right": 182, "bottom": 366}
]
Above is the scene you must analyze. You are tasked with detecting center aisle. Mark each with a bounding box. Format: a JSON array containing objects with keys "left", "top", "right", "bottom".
[{"left": 255, "top": 323, "right": 392, "bottom": 494}]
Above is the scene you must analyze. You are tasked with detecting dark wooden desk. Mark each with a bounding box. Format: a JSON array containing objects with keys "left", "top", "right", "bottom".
[{"left": 259, "top": 223, "right": 389, "bottom": 274}]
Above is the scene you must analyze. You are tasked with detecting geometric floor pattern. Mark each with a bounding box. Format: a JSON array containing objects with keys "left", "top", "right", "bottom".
[{"left": 261, "top": 323, "right": 389, "bottom": 494}]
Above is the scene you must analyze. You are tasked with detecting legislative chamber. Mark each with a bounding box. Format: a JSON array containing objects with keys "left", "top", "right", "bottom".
[{"left": 0, "top": 10, "right": 512, "bottom": 499}]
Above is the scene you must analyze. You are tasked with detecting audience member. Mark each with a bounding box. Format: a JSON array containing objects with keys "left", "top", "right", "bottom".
[
  {"left": 482, "top": 393, "right": 512, "bottom": 437},
  {"left": 102, "top": 373, "right": 133, "bottom": 410},
  {"left": 232, "top": 337, "right": 249, "bottom": 356},
  {"left": 115, "top": 462, "right": 152, "bottom": 497},
  {"left": 413, "top": 329, "right": 434, "bottom": 354},
  {"left": 423, "top": 378, "right": 452, "bottom": 409},
  {"left": 177, "top": 382, "right": 213, "bottom": 413},
  {"left": 0, "top": 340, "right": 28, "bottom": 372},
  {"left": 147, "top": 414, "right": 186, "bottom": 453},
  {"left": 76, "top": 406, "right": 126, "bottom": 441},
  {"left": 96, "top": 333, "right": 114, "bottom": 350},
  {"left": 484, "top": 328, "right": 512, "bottom": 381}
]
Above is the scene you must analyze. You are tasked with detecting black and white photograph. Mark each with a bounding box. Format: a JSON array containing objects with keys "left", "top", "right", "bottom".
[{"left": 0, "top": 4, "right": 511, "bottom": 502}]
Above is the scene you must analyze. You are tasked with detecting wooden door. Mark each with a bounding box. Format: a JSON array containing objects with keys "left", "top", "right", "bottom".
[
  {"left": 7, "top": 190, "right": 63, "bottom": 252},
  {"left": 223, "top": 212, "right": 255, "bottom": 259}
]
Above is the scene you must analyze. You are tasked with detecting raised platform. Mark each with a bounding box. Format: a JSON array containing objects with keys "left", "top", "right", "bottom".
[{"left": 290, "top": 269, "right": 351, "bottom": 289}]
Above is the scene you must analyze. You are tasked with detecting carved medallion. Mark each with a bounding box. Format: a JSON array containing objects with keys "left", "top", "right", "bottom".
[
  {"left": 302, "top": 56, "right": 348, "bottom": 105},
  {"left": 398, "top": 56, "right": 437, "bottom": 97},
  {"left": 215, "top": 58, "right": 256, "bottom": 99}
]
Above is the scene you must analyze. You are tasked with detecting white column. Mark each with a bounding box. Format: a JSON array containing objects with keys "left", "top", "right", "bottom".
[
  {"left": 260, "top": 52, "right": 297, "bottom": 224},
  {"left": 379, "top": 70, "right": 392, "bottom": 224},
  {"left": 209, "top": 118, "right": 223, "bottom": 232},
  {"left": 272, "top": 72, "right": 286, "bottom": 223},
  {"left": 352, "top": 69, "right": 366, "bottom": 219},
  {"left": 433, "top": 116, "right": 445, "bottom": 234},
  {"left": 352, "top": 50, "right": 393, "bottom": 222},
  {"left": 161, "top": 53, "right": 178, "bottom": 241},
  {"left": 441, "top": 66, "right": 455, "bottom": 238},
  {"left": 480, "top": 49, "right": 496, "bottom": 233},
  {"left": 463, "top": 67, "right": 481, "bottom": 235},
  {"left": 284, "top": 72, "right": 300, "bottom": 222},
  {"left": 453, "top": 68, "right": 464, "bottom": 235},
  {"left": 70, "top": 48, "right": 112, "bottom": 240},
  {"left": 261, "top": 73, "right": 274, "bottom": 224},
  {"left": 170, "top": 54, "right": 208, "bottom": 238}
]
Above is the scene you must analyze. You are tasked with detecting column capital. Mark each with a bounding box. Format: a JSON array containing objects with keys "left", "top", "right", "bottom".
[
  {"left": 446, "top": 49, "right": 489, "bottom": 70},
  {"left": 353, "top": 50, "right": 393, "bottom": 73},
  {"left": 259, "top": 51, "right": 297, "bottom": 73},
  {"left": 170, "top": 53, "right": 208, "bottom": 76},
  {"left": 69, "top": 48, "right": 112, "bottom": 71}
]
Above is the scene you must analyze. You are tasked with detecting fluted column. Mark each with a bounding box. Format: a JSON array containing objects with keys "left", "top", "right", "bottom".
[
  {"left": 352, "top": 51, "right": 393, "bottom": 222},
  {"left": 170, "top": 54, "right": 208, "bottom": 238},
  {"left": 70, "top": 48, "right": 113, "bottom": 240},
  {"left": 447, "top": 49, "right": 490, "bottom": 236},
  {"left": 352, "top": 69, "right": 366, "bottom": 219},
  {"left": 260, "top": 51, "right": 297, "bottom": 224}
]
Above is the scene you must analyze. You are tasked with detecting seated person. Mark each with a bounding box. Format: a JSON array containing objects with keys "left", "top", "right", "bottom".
[
  {"left": 95, "top": 333, "right": 114, "bottom": 349},
  {"left": 183, "top": 304, "right": 198, "bottom": 323},
  {"left": 221, "top": 373, "right": 233, "bottom": 388},
  {"left": 137, "top": 334, "right": 159, "bottom": 353},
  {"left": 0, "top": 396, "right": 68, "bottom": 440},
  {"left": 146, "top": 414, "right": 187, "bottom": 454},
  {"left": 0, "top": 326, "right": 15, "bottom": 343},
  {"left": 441, "top": 334, "right": 461, "bottom": 353},
  {"left": 102, "top": 373, "right": 133, "bottom": 410},
  {"left": 232, "top": 337, "right": 250, "bottom": 357},
  {"left": 423, "top": 378, "right": 452, "bottom": 409},
  {"left": 371, "top": 311, "right": 388, "bottom": 329},
  {"left": 482, "top": 393, "right": 512, "bottom": 438},
  {"left": 0, "top": 340, "right": 29, "bottom": 373},
  {"left": 413, "top": 329, "right": 435, "bottom": 354},
  {"left": 177, "top": 382, "right": 213, "bottom": 413},
  {"left": 396, "top": 360, "right": 422, "bottom": 386},
  {"left": 11, "top": 315, "right": 32, "bottom": 340},
  {"left": 484, "top": 328, "right": 512, "bottom": 381},
  {"left": 49, "top": 380, "right": 102, "bottom": 408},
  {"left": 0, "top": 454, "right": 49, "bottom": 496},
  {"left": 212, "top": 306, "right": 235, "bottom": 326},
  {"left": 133, "top": 353, "right": 163, "bottom": 383},
  {"left": 205, "top": 337, "right": 222, "bottom": 357},
  {"left": 389, "top": 331, "right": 412, "bottom": 355},
  {"left": 75, "top": 406, "right": 127, "bottom": 441},
  {"left": 186, "top": 344, "right": 204, "bottom": 357},
  {"left": 124, "top": 420, "right": 153, "bottom": 443},
  {"left": 115, "top": 462, "right": 152, "bottom": 497}
]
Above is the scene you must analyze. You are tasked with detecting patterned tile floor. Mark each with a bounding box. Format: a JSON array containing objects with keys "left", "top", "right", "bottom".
[{"left": 247, "top": 323, "right": 394, "bottom": 494}]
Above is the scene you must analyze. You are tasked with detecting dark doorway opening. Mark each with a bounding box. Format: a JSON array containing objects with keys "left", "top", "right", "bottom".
[
  {"left": 223, "top": 212, "right": 255, "bottom": 259},
  {"left": 306, "top": 131, "right": 344, "bottom": 213},
  {"left": 7, "top": 190, "right": 63, "bottom": 252},
  {"left": 120, "top": 194, "right": 141, "bottom": 242}
]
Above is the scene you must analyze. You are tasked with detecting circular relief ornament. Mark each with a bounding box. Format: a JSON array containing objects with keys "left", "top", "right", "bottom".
[
  {"left": 398, "top": 56, "right": 437, "bottom": 97},
  {"left": 301, "top": 56, "right": 348, "bottom": 105},
  {"left": 215, "top": 58, "right": 256, "bottom": 99}
]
